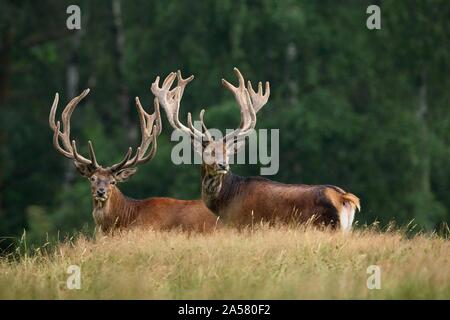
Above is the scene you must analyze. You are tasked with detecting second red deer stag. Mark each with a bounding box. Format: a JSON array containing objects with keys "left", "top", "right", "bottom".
[
  {"left": 49, "top": 89, "right": 219, "bottom": 233},
  {"left": 152, "top": 69, "right": 360, "bottom": 232}
]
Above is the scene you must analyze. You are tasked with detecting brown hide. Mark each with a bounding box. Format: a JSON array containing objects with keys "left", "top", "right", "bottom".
[
  {"left": 202, "top": 172, "right": 359, "bottom": 228},
  {"left": 94, "top": 187, "right": 220, "bottom": 233}
]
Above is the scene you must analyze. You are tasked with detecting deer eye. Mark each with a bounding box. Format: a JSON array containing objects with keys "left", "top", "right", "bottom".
[
  {"left": 110, "top": 180, "right": 116, "bottom": 185},
  {"left": 90, "top": 176, "right": 96, "bottom": 182}
]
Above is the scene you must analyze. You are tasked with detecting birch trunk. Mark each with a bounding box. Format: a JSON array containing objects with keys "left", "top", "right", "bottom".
[{"left": 112, "top": 0, "right": 135, "bottom": 144}]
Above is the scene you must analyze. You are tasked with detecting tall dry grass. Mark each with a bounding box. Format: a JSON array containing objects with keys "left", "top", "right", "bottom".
[{"left": 0, "top": 224, "right": 449, "bottom": 299}]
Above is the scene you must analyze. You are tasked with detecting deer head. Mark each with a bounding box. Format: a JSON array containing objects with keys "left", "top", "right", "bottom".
[
  {"left": 151, "top": 68, "right": 270, "bottom": 178},
  {"left": 49, "top": 89, "right": 161, "bottom": 202}
]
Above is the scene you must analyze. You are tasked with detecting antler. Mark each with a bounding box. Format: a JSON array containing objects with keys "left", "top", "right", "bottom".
[
  {"left": 110, "top": 97, "right": 162, "bottom": 172},
  {"left": 222, "top": 68, "right": 270, "bottom": 149},
  {"left": 152, "top": 68, "right": 270, "bottom": 154},
  {"left": 151, "top": 71, "right": 209, "bottom": 142},
  {"left": 49, "top": 88, "right": 99, "bottom": 168},
  {"left": 50, "top": 89, "right": 161, "bottom": 173}
]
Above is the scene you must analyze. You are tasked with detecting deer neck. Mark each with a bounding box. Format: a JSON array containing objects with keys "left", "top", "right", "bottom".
[
  {"left": 92, "top": 186, "right": 136, "bottom": 232},
  {"left": 201, "top": 165, "right": 240, "bottom": 216}
]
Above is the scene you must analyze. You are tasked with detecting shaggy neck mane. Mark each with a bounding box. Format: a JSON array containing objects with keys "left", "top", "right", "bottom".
[
  {"left": 92, "top": 187, "right": 140, "bottom": 232},
  {"left": 201, "top": 165, "right": 245, "bottom": 213}
]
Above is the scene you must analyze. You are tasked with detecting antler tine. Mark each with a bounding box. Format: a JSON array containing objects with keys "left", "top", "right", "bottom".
[
  {"left": 151, "top": 72, "right": 178, "bottom": 128},
  {"left": 198, "top": 109, "right": 213, "bottom": 141},
  {"left": 110, "top": 147, "right": 133, "bottom": 171},
  {"left": 135, "top": 125, "right": 158, "bottom": 163},
  {"left": 49, "top": 93, "right": 60, "bottom": 131},
  {"left": 186, "top": 109, "right": 205, "bottom": 137},
  {"left": 49, "top": 89, "right": 97, "bottom": 166},
  {"left": 133, "top": 97, "right": 161, "bottom": 165},
  {"left": 173, "top": 70, "right": 194, "bottom": 98},
  {"left": 222, "top": 68, "right": 258, "bottom": 145},
  {"left": 225, "top": 89, "right": 257, "bottom": 149},
  {"left": 186, "top": 108, "right": 213, "bottom": 143},
  {"left": 110, "top": 97, "right": 162, "bottom": 172},
  {"left": 52, "top": 121, "right": 73, "bottom": 159},
  {"left": 221, "top": 68, "right": 251, "bottom": 130},
  {"left": 247, "top": 80, "right": 270, "bottom": 113},
  {"left": 60, "top": 89, "right": 90, "bottom": 148},
  {"left": 87, "top": 141, "right": 99, "bottom": 168},
  {"left": 151, "top": 71, "right": 207, "bottom": 143},
  {"left": 171, "top": 87, "right": 199, "bottom": 139},
  {"left": 71, "top": 140, "right": 90, "bottom": 165}
]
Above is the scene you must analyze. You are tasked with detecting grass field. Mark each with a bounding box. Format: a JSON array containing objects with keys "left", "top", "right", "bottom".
[{"left": 0, "top": 225, "right": 449, "bottom": 299}]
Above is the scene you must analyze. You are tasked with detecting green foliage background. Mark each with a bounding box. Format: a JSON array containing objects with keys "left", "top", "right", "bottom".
[{"left": 0, "top": 0, "right": 449, "bottom": 248}]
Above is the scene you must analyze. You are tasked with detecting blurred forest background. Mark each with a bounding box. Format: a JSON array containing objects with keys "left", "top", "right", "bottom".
[{"left": 0, "top": 0, "right": 449, "bottom": 249}]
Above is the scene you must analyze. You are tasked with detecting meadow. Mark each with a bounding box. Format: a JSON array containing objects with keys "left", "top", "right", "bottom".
[{"left": 0, "top": 225, "right": 449, "bottom": 299}]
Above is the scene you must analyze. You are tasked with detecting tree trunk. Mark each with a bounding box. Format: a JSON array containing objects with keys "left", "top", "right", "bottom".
[
  {"left": 285, "top": 42, "right": 299, "bottom": 105},
  {"left": 0, "top": 29, "right": 12, "bottom": 103},
  {"left": 417, "top": 68, "right": 431, "bottom": 194},
  {"left": 112, "top": 0, "right": 135, "bottom": 143},
  {"left": 62, "top": 32, "right": 82, "bottom": 186},
  {"left": 0, "top": 26, "right": 12, "bottom": 218}
]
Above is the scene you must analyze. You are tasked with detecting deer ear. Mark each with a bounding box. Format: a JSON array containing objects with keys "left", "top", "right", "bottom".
[
  {"left": 113, "top": 168, "right": 137, "bottom": 182},
  {"left": 73, "top": 161, "right": 95, "bottom": 177}
]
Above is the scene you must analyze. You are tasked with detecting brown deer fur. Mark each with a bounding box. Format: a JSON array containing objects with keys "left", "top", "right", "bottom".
[
  {"left": 201, "top": 165, "right": 360, "bottom": 230},
  {"left": 92, "top": 179, "right": 219, "bottom": 233}
]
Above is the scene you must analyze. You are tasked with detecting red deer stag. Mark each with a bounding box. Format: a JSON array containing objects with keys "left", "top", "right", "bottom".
[
  {"left": 151, "top": 69, "right": 360, "bottom": 232},
  {"left": 49, "top": 89, "right": 219, "bottom": 233}
]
